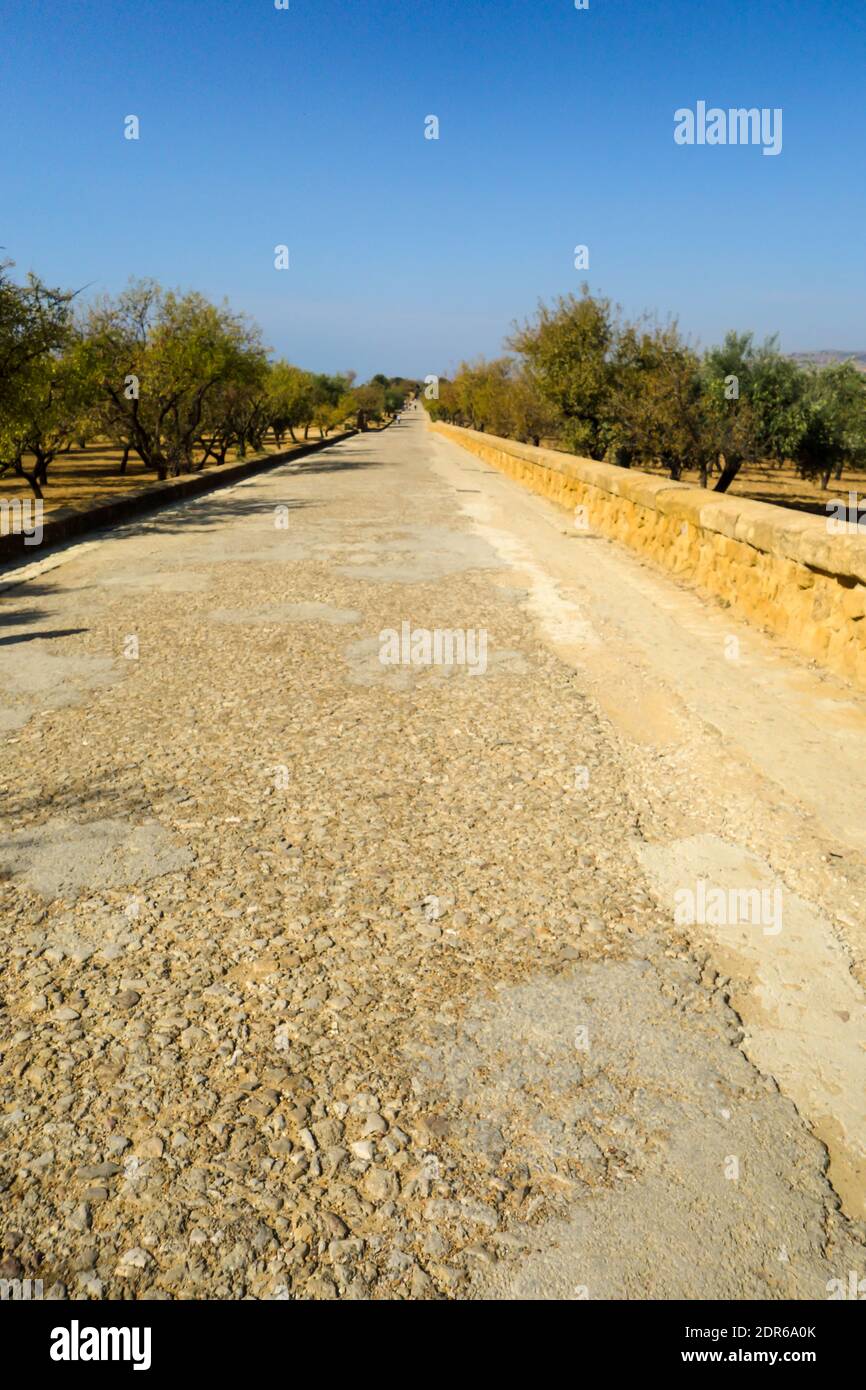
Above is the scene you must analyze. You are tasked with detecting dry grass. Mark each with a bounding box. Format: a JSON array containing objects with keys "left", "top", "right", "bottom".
[
  {"left": 536, "top": 441, "right": 866, "bottom": 516},
  {"left": 644, "top": 458, "right": 866, "bottom": 517},
  {"left": 0, "top": 427, "right": 358, "bottom": 518}
]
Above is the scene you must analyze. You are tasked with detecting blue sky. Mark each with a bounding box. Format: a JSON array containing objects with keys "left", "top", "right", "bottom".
[{"left": 1, "top": 0, "right": 864, "bottom": 378}]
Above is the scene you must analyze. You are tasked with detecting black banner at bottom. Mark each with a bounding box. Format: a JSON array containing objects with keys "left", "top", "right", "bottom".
[{"left": 1, "top": 1296, "right": 856, "bottom": 1374}]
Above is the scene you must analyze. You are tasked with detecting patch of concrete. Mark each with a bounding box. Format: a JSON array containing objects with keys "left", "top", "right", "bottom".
[
  {"left": 343, "top": 635, "right": 528, "bottom": 688},
  {"left": 0, "top": 649, "right": 119, "bottom": 703},
  {"left": 185, "top": 536, "right": 309, "bottom": 566},
  {"left": 0, "top": 817, "right": 194, "bottom": 902},
  {"left": 334, "top": 526, "right": 502, "bottom": 584},
  {"left": 209, "top": 601, "right": 361, "bottom": 627},
  {"left": 407, "top": 958, "right": 847, "bottom": 1299},
  {"left": 637, "top": 833, "right": 866, "bottom": 1221},
  {"left": 101, "top": 571, "right": 210, "bottom": 593},
  {"left": 0, "top": 706, "right": 28, "bottom": 733},
  {"left": 0, "top": 648, "right": 122, "bottom": 733},
  {"left": 436, "top": 478, "right": 599, "bottom": 650}
]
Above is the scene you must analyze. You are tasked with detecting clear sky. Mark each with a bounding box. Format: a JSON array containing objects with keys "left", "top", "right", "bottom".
[{"left": 1, "top": 0, "right": 864, "bottom": 379}]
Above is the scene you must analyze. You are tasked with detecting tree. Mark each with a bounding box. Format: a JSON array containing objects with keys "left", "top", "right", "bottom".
[
  {"left": 328, "top": 392, "right": 358, "bottom": 433},
  {"left": 307, "top": 373, "right": 355, "bottom": 435},
  {"left": 0, "top": 337, "right": 99, "bottom": 497},
  {"left": 199, "top": 363, "right": 270, "bottom": 466},
  {"left": 0, "top": 261, "right": 84, "bottom": 497},
  {"left": 508, "top": 287, "right": 617, "bottom": 457},
  {"left": 503, "top": 365, "right": 558, "bottom": 447},
  {"left": 609, "top": 320, "right": 712, "bottom": 481},
  {"left": 350, "top": 381, "right": 386, "bottom": 431},
  {"left": 794, "top": 362, "right": 866, "bottom": 489},
  {"left": 702, "top": 333, "right": 806, "bottom": 493},
  {"left": 423, "top": 377, "right": 456, "bottom": 423},
  {"left": 446, "top": 358, "right": 512, "bottom": 435},
  {"left": 0, "top": 261, "right": 75, "bottom": 415},
  {"left": 383, "top": 384, "right": 406, "bottom": 416},
  {"left": 266, "top": 362, "right": 315, "bottom": 444},
  {"left": 82, "top": 280, "right": 268, "bottom": 479}
]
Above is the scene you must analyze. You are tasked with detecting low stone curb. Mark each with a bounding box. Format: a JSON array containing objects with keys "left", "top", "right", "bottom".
[{"left": 0, "top": 429, "right": 359, "bottom": 570}]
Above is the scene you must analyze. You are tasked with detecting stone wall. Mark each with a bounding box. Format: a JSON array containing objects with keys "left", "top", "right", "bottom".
[{"left": 431, "top": 420, "right": 866, "bottom": 688}]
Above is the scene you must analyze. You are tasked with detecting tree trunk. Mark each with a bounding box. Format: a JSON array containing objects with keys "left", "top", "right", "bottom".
[
  {"left": 34, "top": 450, "right": 51, "bottom": 488},
  {"left": 15, "top": 460, "right": 44, "bottom": 499},
  {"left": 119, "top": 443, "right": 130, "bottom": 474},
  {"left": 713, "top": 455, "right": 744, "bottom": 494}
]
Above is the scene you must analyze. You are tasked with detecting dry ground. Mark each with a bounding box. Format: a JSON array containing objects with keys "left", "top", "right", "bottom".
[
  {"left": 530, "top": 441, "right": 866, "bottom": 515},
  {"left": 0, "top": 429, "right": 350, "bottom": 518}
]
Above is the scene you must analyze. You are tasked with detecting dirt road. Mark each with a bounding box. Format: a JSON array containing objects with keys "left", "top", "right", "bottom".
[{"left": 1, "top": 408, "right": 864, "bottom": 1299}]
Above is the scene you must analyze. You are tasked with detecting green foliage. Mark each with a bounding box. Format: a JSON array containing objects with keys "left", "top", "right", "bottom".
[
  {"left": 608, "top": 319, "right": 708, "bottom": 479},
  {"left": 508, "top": 287, "right": 617, "bottom": 458},
  {"left": 427, "top": 290, "right": 866, "bottom": 496},
  {"left": 82, "top": 279, "right": 268, "bottom": 478},
  {"left": 350, "top": 381, "right": 386, "bottom": 430},
  {"left": 1, "top": 259, "right": 421, "bottom": 494},
  {"left": 266, "top": 362, "right": 316, "bottom": 443},
  {"left": 794, "top": 362, "right": 866, "bottom": 486},
  {"left": 0, "top": 261, "right": 88, "bottom": 496},
  {"left": 0, "top": 260, "right": 75, "bottom": 411}
]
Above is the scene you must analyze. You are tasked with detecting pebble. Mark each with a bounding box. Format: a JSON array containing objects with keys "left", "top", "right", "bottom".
[
  {"left": 117, "top": 1248, "right": 153, "bottom": 1271},
  {"left": 364, "top": 1168, "right": 399, "bottom": 1202}
]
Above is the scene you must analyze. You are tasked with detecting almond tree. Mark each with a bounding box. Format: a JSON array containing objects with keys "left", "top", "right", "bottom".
[
  {"left": 0, "top": 338, "right": 99, "bottom": 497},
  {"left": 0, "top": 260, "right": 82, "bottom": 497},
  {"left": 82, "top": 280, "right": 267, "bottom": 478},
  {"left": 609, "top": 320, "right": 712, "bottom": 480},
  {"left": 266, "top": 362, "right": 315, "bottom": 444},
  {"left": 0, "top": 260, "right": 74, "bottom": 412}
]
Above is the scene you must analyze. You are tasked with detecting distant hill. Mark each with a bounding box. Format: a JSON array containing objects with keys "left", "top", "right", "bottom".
[{"left": 789, "top": 350, "right": 866, "bottom": 372}]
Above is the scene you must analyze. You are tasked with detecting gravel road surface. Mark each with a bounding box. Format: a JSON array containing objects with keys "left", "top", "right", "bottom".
[{"left": 1, "top": 408, "right": 864, "bottom": 1300}]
